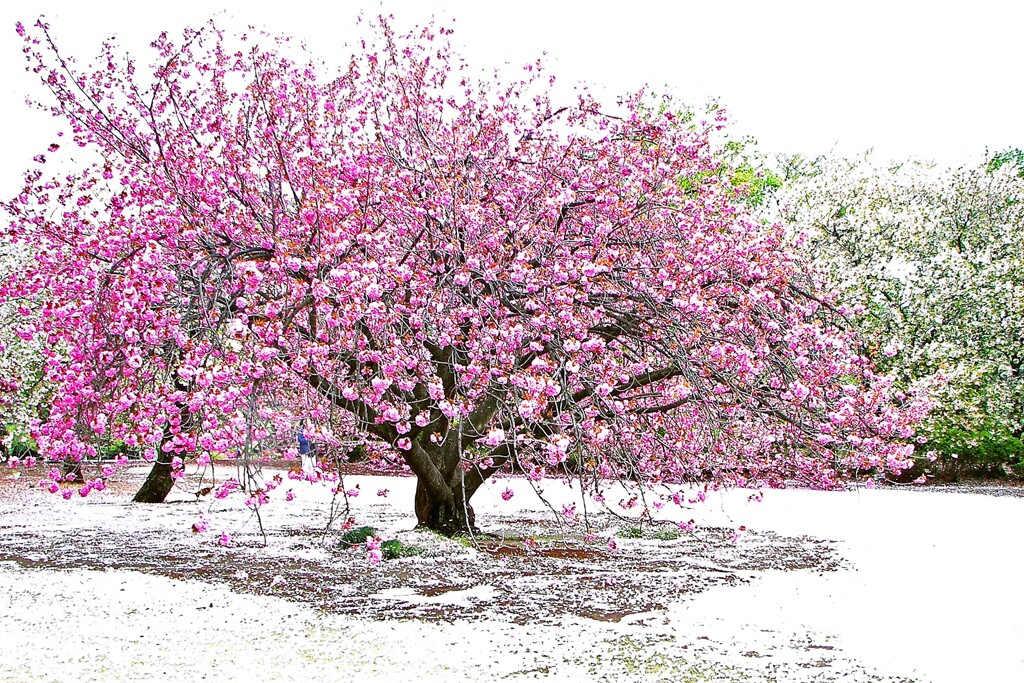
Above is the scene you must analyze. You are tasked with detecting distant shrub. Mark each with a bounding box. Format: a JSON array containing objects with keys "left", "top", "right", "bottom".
[
  {"left": 923, "top": 425, "right": 1024, "bottom": 481},
  {"left": 4, "top": 425, "right": 38, "bottom": 460},
  {"left": 99, "top": 440, "right": 135, "bottom": 460}
]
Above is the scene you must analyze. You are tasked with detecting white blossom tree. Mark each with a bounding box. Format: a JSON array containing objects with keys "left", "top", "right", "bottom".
[
  {"left": 773, "top": 151, "right": 1024, "bottom": 472},
  {"left": 0, "top": 238, "right": 49, "bottom": 458}
]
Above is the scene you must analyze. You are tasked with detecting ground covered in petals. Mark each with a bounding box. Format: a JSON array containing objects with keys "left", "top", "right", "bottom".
[{"left": 1, "top": 465, "right": 1021, "bottom": 682}]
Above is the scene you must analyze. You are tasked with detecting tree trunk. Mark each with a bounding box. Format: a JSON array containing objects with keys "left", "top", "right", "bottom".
[
  {"left": 133, "top": 449, "right": 176, "bottom": 503},
  {"left": 407, "top": 439, "right": 509, "bottom": 536},
  {"left": 414, "top": 477, "right": 477, "bottom": 536},
  {"left": 134, "top": 398, "right": 191, "bottom": 503},
  {"left": 61, "top": 460, "right": 84, "bottom": 484}
]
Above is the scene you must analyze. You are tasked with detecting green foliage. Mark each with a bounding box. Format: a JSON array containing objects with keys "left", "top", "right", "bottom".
[
  {"left": 923, "top": 424, "right": 1024, "bottom": 480},
  {"left": 654, "top": 97, "right": 696, "bottom": 125},
  {"left": 338, "top": 526, "right": 377, "bottom": 546},
  {"left": 987, "top": 148, "right": 1024, "bottom": 178},
  {"left": 649, "top": 527, "right": 682, "bottom": 541},
  {"left": 731, "top": 161, "right": 783, "bottom": 207},
  {"left": 99, "top": 440, "right": 133, "bottom": 460},
  {"left": 678, "top": 169, "right": 716, "bottom": 197},
  {"left": 4, "top": 424, "right": 37, "bottom": 459},
  {"left": 445, "top": 533, "right": 476, "bottom": 548},
  {"left": 337, "top": 528, "right": 425, "bottom": 558},
  {"left": 649, "top": 94, "right": 779, "bottom": 208},
  {"left": 616, "top": 525, "right": 681, "bottom": 541},
  {"left": 677, "top": 135, "right": 782, "bottom": 207},
  {"left": 380, "top": 539, "right": 425, "bottom": 559}
]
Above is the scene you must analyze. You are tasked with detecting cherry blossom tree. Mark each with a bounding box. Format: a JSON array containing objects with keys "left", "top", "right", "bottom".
[
  {"left": 2, "top": 18, "right": 926, "bottom": 533},
  {"left": 774, "top": 152, "right": 1024, "bottom": 465}
]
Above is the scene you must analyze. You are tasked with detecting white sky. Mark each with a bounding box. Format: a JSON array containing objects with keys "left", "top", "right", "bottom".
[{"left": 0, "top": 0, "right": 1019, "bottom": 195}]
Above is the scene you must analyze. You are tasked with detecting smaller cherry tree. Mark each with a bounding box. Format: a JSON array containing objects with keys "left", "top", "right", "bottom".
[{"left": 4, "top": 18, "right": 927, "bottom": 534}]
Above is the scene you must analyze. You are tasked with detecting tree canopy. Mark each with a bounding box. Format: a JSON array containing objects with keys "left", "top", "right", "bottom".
[{"left": 1, "top": 18, "right": 926, "bottom": 533}]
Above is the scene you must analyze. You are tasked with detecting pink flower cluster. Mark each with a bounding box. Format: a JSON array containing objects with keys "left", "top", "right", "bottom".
[{"left": 1, "top": 16, "right": 930, "bottom": 532}]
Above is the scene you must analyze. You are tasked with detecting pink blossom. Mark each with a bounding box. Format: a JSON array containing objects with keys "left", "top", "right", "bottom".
[
  {"left": 427, "top": 383, "right": 444, "bottom": 401},
  {"left": 214, "top": 478, "right": 239, "bottom": 500},
  {"left": 483, "top": 428, "right": 505, "bottom": 447},
  {"left": 365, "top": 536, "right": 383, "bottom": 563},
  {"left": 8, "top": 17, "right": 929, "bottom": 534}
]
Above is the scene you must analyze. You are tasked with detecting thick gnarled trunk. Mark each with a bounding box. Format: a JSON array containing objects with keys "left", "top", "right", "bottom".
[
  {"left": 414, "top": 476, "right": 477, "bottom": 536},
  {"left": 408, "top": 439, "right": 497, "bottom": 536}
]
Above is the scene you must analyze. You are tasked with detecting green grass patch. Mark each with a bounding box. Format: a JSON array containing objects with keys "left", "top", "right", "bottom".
[
  {"left": 381, "top": 539, "right": 425, "bottom": 560},
  {"left": 338, "top": 526, "right": 377, "bottom": 546},
  {"left": 616, "top": 526, "right": 680, "bottom": 541}
]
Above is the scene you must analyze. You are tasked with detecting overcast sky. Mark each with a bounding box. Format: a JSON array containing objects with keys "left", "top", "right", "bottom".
[{"left": 0, "top": 0, "right": 1019, "bottom": 195}]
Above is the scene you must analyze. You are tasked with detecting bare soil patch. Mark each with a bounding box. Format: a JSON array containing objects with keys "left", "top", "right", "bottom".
[{"left": 0, "top": 464, "right": 840, "bottom": 625}]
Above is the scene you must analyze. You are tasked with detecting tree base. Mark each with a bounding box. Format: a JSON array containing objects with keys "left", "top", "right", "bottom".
[
  {"left": 133, "top": 462, "right": 174, "bottom": 503},
  {"left": 414, "top": 480, "right": 477, "bottom": 536}
]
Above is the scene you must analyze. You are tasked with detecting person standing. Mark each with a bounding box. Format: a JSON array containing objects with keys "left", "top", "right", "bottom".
[{"left": 297, "top": 421, "right": 313, "bottom": 471}]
